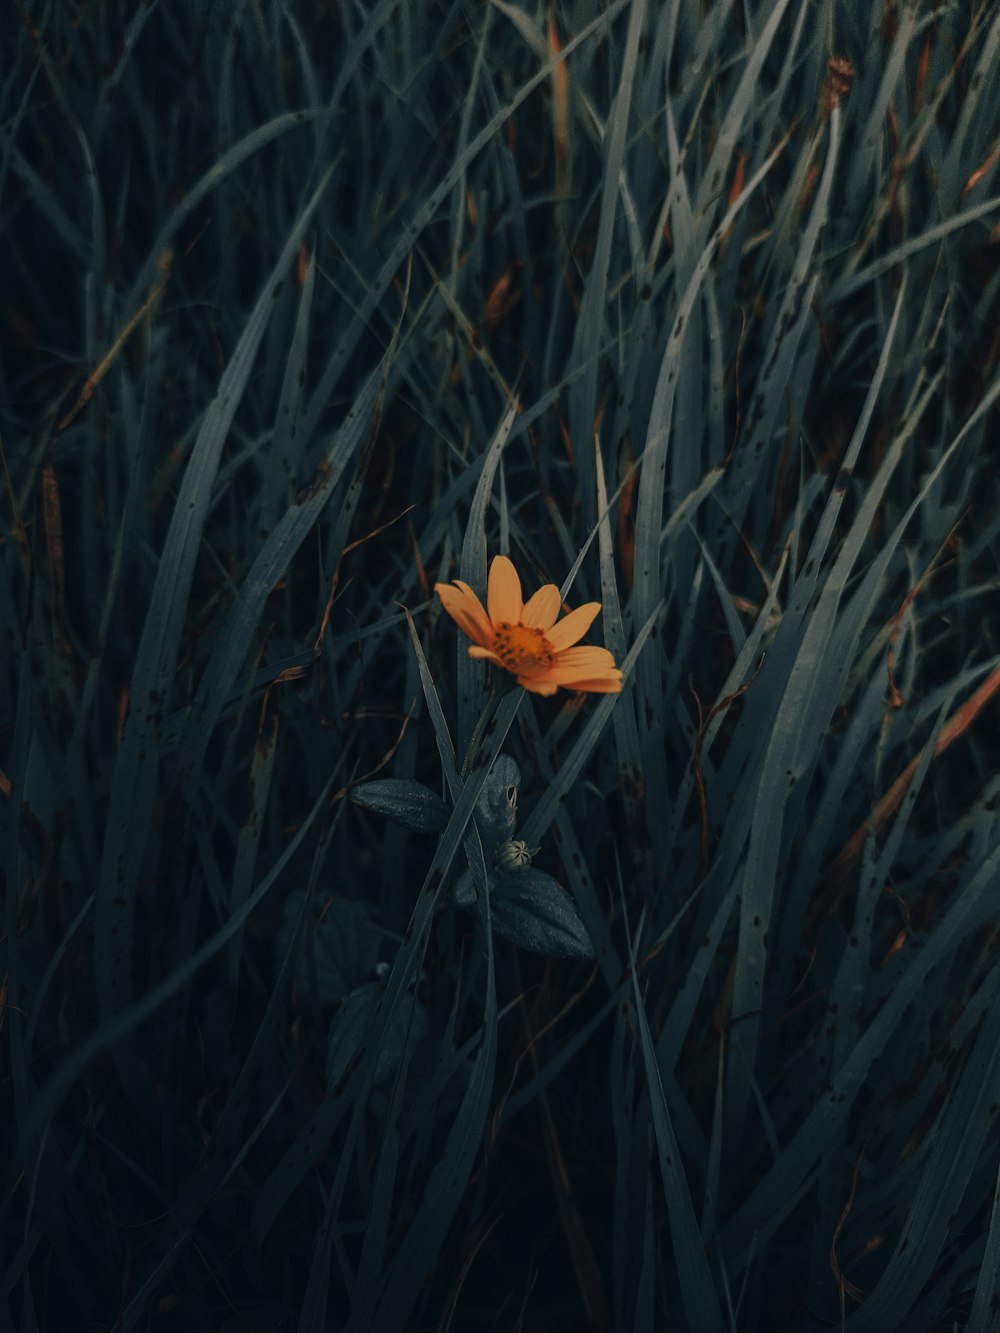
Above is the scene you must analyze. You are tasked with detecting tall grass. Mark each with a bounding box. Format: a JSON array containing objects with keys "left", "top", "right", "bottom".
[{"left": 2, "top": 1, "right": 999, "bottom": 1329}]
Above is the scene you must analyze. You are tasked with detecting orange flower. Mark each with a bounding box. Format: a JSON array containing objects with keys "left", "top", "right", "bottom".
[{"left": 434, "top": 555, "right": 623, "bottom": 697}]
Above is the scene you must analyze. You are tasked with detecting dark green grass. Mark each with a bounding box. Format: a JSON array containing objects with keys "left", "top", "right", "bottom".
[{"left": 2, "top": 1, "right": 1000, "bottom": 1329}]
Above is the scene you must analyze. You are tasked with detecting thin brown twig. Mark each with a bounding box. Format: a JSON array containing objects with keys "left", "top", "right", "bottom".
[
  {"left": 829, "top": 1132, "right": 874, "bottom": 1304},
  {"left": 57, "top": 248, "right": 173, "bottom": 431},
  {"left": 0, "top": 431, "right": 31, "bottom": 574},
  {"left": 819, "top": 660, "right": 1000, "bottom": 915},
  {"left": 331, "top": 702, "right": 417, "bottom": 807}
]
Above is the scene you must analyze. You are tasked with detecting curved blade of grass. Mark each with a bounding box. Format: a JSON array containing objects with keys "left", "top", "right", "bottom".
[
  {"left": 29, "top": 765, "right": 337, "bottom": 1163},
  {"left": 119, "top": 111, "right": 332, "bottom": 318},
  {"left": 939, "top": 5, "right": 1000, "bottom": 206},
  {"left": 724, "top": 275, "right": 907, "bottom": 1139},
  {"left": 227, "top": 691, "right": 280, "bottom": 986},
  {"left": 457, "top": 398, "right": 519, "bottom": 754},
  {"left": 94, "top": 166, "right": 335, "bottom": 1076},
  {"left": 1, "top": 136, "right": 88, "bottom": 261},
  {"left": 368, "top": 956, "right": 497, "bottom": 1333},
  {"left": 721, "top": 838, "right": 1000, "bottom": 1267},
  {"left": 662, "top": 94, "right": 705, "bottom": 597},
  {"left": 120, "top": 793, "right": 343, "bottom": 1330},
  {"left": 692, "top": 0, "right": 795, "bottom": 224},
  {"left": 663, "top": 535, "right": 790, "bottom": 868},
  {"left": 771, "top": 652, "right": 893, "bottom": 981},
  {"left": 829, "top": 192, "right": 1000, "bottom": 303},
  {"left": 519, "top": 600, "right": 662, "bottom": 850},
  {"left": 5, "top": 624, "right": 38, "bottom": 1213},
  {"left": 299, "top": 0, "right": 631, "bottom": 446},
  {"left": 250, "top": 628, "right": 521, "bottom": 1249},
  {"left": 826, "top": 693, "right": 953, "bottom": 1081},
  {"left": 844, "top": 0, "right": 920, "bottom": 211},
  {"left": 259, "top": 242, "right": 316, "bottom": 536},
  {"left": 716, "top": 105, "right": 842, "bottom": 546},
  {"left": 338, "top": 622, "right": 506, "bottom": 1331},
  {"left": 567, "top": 0, "right": 645, "bottom": 519},
  {"left": 341, "top": 605, "right": 500, "bottom": 1329},
  {"left": 594, "top": 434, "right": 648, "bottom": 886},
  {"left": 180, "top": 317, "right": 397, "bottom": 795},
  {"left": 629, "top": 126, "right": 791, "bottom": 872},
  {"left": 843, "top": 991, "right": 1000, "bottom": 1331},
  {"left": 626, "top": 938, "right": 725, "bottom": 1330},
  {"left": 610, "top": 1001, "right": 642, "bottom": 1330},
  {"left": 968, "top": 1155, "right": 1000, "bottom": 1332},
  {"left": 90, "top": 0, "right": 162, "bottom": 147}
]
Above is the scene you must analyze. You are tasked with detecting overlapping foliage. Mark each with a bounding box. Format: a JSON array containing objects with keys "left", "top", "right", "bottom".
[{"left": 2, "top": 1, "right": 999, "bottom": 1328}]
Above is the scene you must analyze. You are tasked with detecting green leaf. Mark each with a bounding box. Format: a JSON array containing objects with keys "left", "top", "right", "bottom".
[
  {"left": 350, "top": 779, "right": 450, "bottom": 833},
  {"left": 278, "top": 892, "right": 382, "bottom": 1008},
  {"left": 491, "top": 867, "right": 594, "bottom": 959},
  {"left": 326, "top": 982, "right": 429, "bottom": 1092}
]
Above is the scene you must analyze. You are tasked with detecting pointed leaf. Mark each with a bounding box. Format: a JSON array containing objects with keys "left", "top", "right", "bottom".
[
  {"left": 278, "top": 892, "right": 382, "bottom": 1008},
  {"left": 326, "top": 983, "right": 429, "bottom": 1091},
  {"left": 491, "top": 867, "right": 594, "bottom": 959},
  {"left": 351, "top": 779, "right": 450, "bottom": 833}
]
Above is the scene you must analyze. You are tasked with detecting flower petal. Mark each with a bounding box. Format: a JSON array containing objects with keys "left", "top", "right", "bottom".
[
  {"left": 520, "top": 584, "right": 562, "bottom": 630},
  {"left": 546, "top": 602, "right": 602, "bottom": 651},
  {"left": 561, "top": 675, "right": 623, "bottom": 694},
  {"left": 552, "top": 645, "right": 616, "bottom": 671},
  {"left": 518, "top": 673, "right": 560, "bottom": 696},
  {"left": 547, "top": 663, "right": 622, "bottom": 685},
  {"left": 434, "top": 582, "right": 492, "bottom": 647},
  {"left": 450, "top": 580, "right": 494, "bottom": 640},
  {"left": 452, "top": 579, "right": 485, "bottom": 605},
  {"left": 467, "top": 645, "right": 503, "bottom": 664},
  {"left": 487, "top": 555, "right": 523, "bottom": 625}
]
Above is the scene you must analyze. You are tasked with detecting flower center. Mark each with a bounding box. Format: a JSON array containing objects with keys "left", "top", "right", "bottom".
[{"left": 491, "top": 621, "right": 557, "bottom": 673}]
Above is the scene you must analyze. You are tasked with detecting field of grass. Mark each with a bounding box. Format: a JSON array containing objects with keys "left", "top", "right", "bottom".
[{"left": 3, "top": 1, "right": 1000, "bottom": 1329}]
